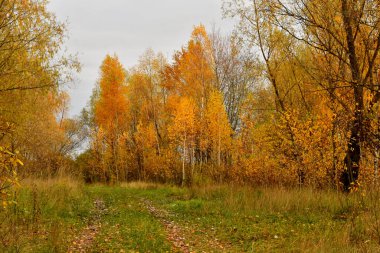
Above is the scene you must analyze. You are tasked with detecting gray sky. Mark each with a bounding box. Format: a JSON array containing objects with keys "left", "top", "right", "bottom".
[{"left": 47, "top": 0, "right": 235, "bottom": 116}]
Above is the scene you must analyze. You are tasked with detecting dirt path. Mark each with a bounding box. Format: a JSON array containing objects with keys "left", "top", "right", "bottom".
[
  {"left": 143, "top": 199, "right": 191, "bottom": 253},
  {"left": 67, "top": 199, "right": 107, "bottom": 253},
  {"left": 142, "top": 199, "right": 229, "bottom": 252}
]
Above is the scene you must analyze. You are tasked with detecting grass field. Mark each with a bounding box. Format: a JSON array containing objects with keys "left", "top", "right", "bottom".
[{"left": 1, "top": 178, "right": 380, "bottom": 252}]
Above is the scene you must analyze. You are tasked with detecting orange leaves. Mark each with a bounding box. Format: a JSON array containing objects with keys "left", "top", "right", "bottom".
[
  {"left": 92, "top": 55, "right": 129, "bottom": 183},
  {"left": 95, "top": 55, "right": 128, "bottom": 134},
  {"left": 80, "top": 20, "right": 347, "bottom": 188},
  {"left": 163, "top": 25, "right": 216, "bottom": 103},
  {"left": 0, "top": 126, "right": 23, "bottom": 208},
  {"left": 86, "top": 27, "right": 238, "bottom": 184},
  {"left": 84, "top": 23, "right": 347, "bottom": 187},
  {"left": 205, "top": 90, "right": 233, "bottom": 159},
  {"left": 169, "top": 97, "right": 197, "bottom": 143}
]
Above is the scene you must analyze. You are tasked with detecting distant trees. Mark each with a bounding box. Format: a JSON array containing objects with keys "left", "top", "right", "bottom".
[
  {"left": 77, "top": 1, "right": 380, "bottom": 191},
  {"left": 82, "top": 26, "right": 243, "bottom": 185},
  {"left": 3, "top": 0, "right": 380, "bottom": 194}
]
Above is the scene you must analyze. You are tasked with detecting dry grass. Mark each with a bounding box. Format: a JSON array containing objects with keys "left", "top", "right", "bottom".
[
  {"left": 120, "top": 181, "right": 163, "bottom": 189},
  {"left": 22, "top": 174, "right": 83, "bottom": 190},
  {"left": 0, "top": 176, "right": 92, "bottom": 252}
]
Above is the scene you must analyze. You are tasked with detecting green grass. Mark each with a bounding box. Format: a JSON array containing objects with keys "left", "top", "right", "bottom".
[
  {"left": 2, "top": 180, "right": 380, "bottom": 252},
  {"left": 123, "top": 184, "right": 380, "bottom": 252},
  {"left": 87, "top": 186, "right": 171, "bottom": 252}
]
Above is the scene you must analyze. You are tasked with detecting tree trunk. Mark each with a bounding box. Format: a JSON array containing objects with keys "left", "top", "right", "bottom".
[
  {"left": 374, "top": 103, "right": 380, "bottom": 186},
  {"left": 182, "top": 135, "right": 186, "bottom": 187},
  {"left": 331, "top": 117, "right": 338, "bottom": 188},
  {"left": 218, "top": 117, "right": 221, "bottom": 168},
  {"left": 341, "top": 120, "right": 361, "bottom": 191},
  {"left": 375, "top": 149, "right": 379, "bottom": 185},
  {"left": 192, "top": 147, "right": 195, "bottom": 179},
  {"left": 340, "top": 0, "right": 363, "bottom": 191}
]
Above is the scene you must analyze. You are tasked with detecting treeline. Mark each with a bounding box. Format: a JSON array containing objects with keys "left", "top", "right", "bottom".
[
  {"left": 2, "top": 0, "right": 380, "bottom": 199},
  {"left": 78, "top": 0, "right": 380, "bottom": 191},
  {"left": 0, "top": 0, "right": 80, "bottom": 205}
]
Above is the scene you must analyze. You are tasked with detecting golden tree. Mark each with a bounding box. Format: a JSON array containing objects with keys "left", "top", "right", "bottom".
[
  {"left": 95, "top": 55, "right": 128, "bottom": 183},
  {"left": 168, "top": 97, "right": 197, "bottom": 186},
  {"left": 205, "top": 90, "right": 233, "bottom": 178}
]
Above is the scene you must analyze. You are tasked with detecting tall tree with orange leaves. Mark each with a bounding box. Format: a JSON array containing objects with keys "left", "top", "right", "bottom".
[
  {"left": 95, "top": 55, "right": 128, "bottom": 183},
  {"left": 168, "top": 97, "right": 197, "bottom": 186},
  {"left": 205, "top": 90, "right": 233, "bottom": 171},
  {"left": 163, "top": 25, "right": 217, "bottom": 171}
]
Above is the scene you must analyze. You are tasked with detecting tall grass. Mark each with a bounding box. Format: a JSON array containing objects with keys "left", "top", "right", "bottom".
[
  {"left": 0, "top": 176, "right": 92, "bottom": 252},
  {"left": 160, "top": 184, "right": 380, "bottom": 252},
  {"left": 120, "top": 181, "right": 161, "bottom": 190}
]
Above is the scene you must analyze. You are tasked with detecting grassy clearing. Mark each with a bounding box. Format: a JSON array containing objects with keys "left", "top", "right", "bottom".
[
  {"left": 2, "top": 180, "right": 380, "bottom": 252},
  {"left": 129, "top": 184, "right": 380, "bottom": 252}
]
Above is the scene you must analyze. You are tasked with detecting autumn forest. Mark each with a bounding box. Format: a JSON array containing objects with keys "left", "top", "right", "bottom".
[
  {"left": 3, "top": 0, "right": 380, "bottom": 252},
  {"left": 80, "top": 0, "right": 380, "bottom": 190}
]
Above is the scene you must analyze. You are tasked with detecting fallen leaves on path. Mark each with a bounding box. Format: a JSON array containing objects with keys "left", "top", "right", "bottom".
[
  {"left": 143, "top": 199, "right": 191, "bottom": 253},
  {"left": 68, "top": 199, "right": 107, "bottom": 253}
]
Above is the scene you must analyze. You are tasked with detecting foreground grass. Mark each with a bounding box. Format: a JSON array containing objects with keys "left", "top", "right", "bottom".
[
  {"left": 133, "top": 184, "right": 380, "bottom": 252},
  {"left": 0, "top": 177, "right": 92, "bottom": 252},
  {"left": 88, "top": 186, "right": 171, "bottom": 252},
  {"left": 2, "top": 179, "right": 380, "bottom": 252},
  {"left": 0, "top": 179, "right": 171, "bottom": 253}
]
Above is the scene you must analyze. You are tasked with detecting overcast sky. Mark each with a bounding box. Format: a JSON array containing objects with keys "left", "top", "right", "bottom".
[{"left": 47, "top": 0, "right": 235, "bottom": 116}]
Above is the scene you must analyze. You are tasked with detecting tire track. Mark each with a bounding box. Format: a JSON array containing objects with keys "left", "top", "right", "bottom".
[
  {"left": 68, "top": 199, "right": 107, "bottom": 253},
  {"left": 143, "top": 199, "right": 191, "bottom": 253}
]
